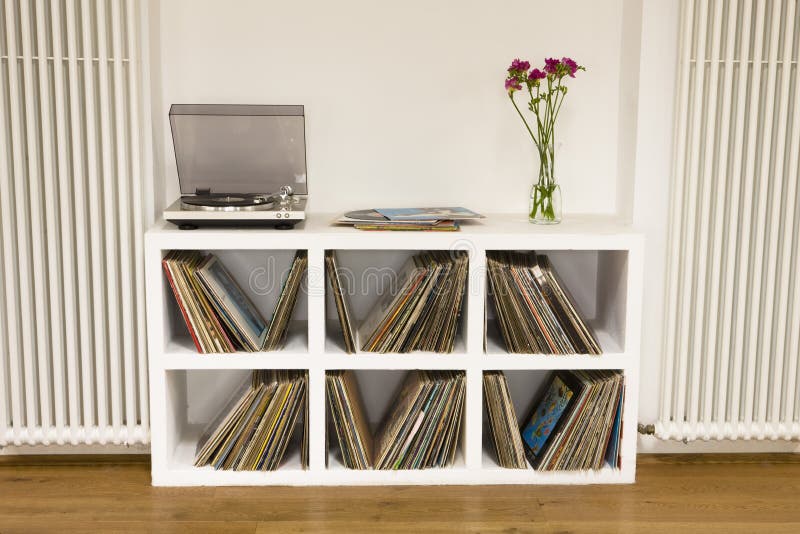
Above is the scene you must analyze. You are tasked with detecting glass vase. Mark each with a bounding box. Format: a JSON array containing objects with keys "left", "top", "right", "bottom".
[{"left": 529, "top": 182, "right": 562, "bottom": 224}]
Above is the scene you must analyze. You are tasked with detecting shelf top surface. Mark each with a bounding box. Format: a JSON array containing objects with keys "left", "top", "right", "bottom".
[{"left": 147, "top": 213, "right": 642, "bottom": 248}]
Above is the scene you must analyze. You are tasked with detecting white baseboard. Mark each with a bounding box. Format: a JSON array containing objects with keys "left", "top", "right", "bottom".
[
  {"left": 638, "top": 435, "right": 800, "bottom": 454},
  {"left": 0, "top": 443, "right": 150, "bottom": 455},
  {"left": 3, "top": 437, "right": 797, "bottom": 456}
]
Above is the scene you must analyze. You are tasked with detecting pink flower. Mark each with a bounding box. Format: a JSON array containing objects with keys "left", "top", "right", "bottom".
[
  {"left": 508, "top": 58, "right": 531, "bottom": 73},
  {"left": 505, "top": 77, "right": 523, "bottom": 93},
  {"left": 562, "top": 57, "right": 579, "bottom": 77},
  {"left": 528, "top": 68, "right": 546, "bottom": 81},
  {"left": 544, "top": 57, "right": 561, "bottom": 75}
]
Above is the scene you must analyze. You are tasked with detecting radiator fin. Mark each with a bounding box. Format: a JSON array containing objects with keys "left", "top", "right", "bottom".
[
  {"left": 0, "top": 0, "right": 150, "bottom": 446},
  {"left": 659, "top": 0, "right": 800, "bottom": 440}
]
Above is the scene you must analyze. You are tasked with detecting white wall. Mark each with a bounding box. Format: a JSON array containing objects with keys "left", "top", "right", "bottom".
[
  {"left": 149, "top": 0, "right": 650, "bottom": 432},
  {"left": 144, "top": 0, "right": 800, "bottom": 455},
  {"left": 153, "top": 0, "right": 626, "bottom": 215},
  {"left": 632, "top": 0, "right": 680, "bottom": 426}
]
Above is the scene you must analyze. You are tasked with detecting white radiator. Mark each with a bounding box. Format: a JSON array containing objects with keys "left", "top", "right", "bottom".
[
  {"left": 659, "top": 0, "right": 800, "bottom": 441},
  {"left": 0, "top": 0, "right": 152, "bottom": 446}
]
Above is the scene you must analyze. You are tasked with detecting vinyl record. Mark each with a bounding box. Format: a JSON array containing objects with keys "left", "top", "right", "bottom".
[
  {"left": 181, "top": 194, "right": 274, "bottom": 212},
  {"left": 343, "top": 209, "right": 388, "bottom": 222}
]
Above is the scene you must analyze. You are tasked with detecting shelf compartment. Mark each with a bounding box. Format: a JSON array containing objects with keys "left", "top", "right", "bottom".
[
  {"left": 164, "top": 320, "right": 309, "bottom": 366},
  {"left": 325, "top": 321, "right": 467, "bottom": 358},
  {"left": 484, "top": 249, "right": 628, "bottom": 355},
  {"left": 163, "top": 369, "right": 308, "bottom": 474},
  {"left": 324, "top": 249, "right": 469, "bottom": 354},
  {"left": 325, "top": 369, "right": 467, "bottom": 470},
  {"left": 482, "top": 369, "right": 625, "bottom": 472},
  {"left": 324, "top": 353, "right": 473, "bottom": 371},
  {"left": 161, "top": 249, "right": 308, "bottom": 354},
  {"left": 484, "top": 325, "right": 623, "bottom": 359},
  {"left": 479, "top": 353, "right": 629, "bottom": 371},
  {"left": 478, "top": 450, "right": 630, "bottom": 484}
]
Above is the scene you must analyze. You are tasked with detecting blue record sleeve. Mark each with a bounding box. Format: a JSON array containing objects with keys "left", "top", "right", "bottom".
[
  {"left": 375, "top": 207, "right": 484, "bottom": 221},
  {"left": 520, "top": 371, "right": 582, "bottom": 468}
]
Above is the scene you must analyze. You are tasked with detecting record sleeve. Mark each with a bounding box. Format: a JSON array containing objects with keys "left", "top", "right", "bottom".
[
  {"left": 373, "top": 371, "right": 465, "bottom": 470},
  {"left": 520, "top": 371, "right": 583, "bottom": 468},
  {"left": 326, "top": 370, "right": 374, "bottom": 469},
  {"left": 605, "top": 385, "right": 624, "bottom": 468},
  {"left": 194, "top": 370, "right": 307, "bottom": 472},
  {"left": 164, "top": 251, "right": 236, "bottom": 353},
  {"left": 357, "top": 258, "right": 428, "bottom": 352},
  {"left": 194, "top": 375, "right": 257, "bottom": 466},
  {"left": 264, "top": 251, "right": 308, "bottom": 350},
  {"left": 162, "top": 253, "right": 203, "bottom": 352},
  {"left": 195, "top": 253, "right": 268, "bottom": 351},
  {"left": 483, "top": 371, "right": 527, "bottom": 469},
  {"left": 375, "top": 207, "right": 484, "bottom": 221},
  {"left": 325, "top": 251, "right": 356, "bottom": 353},
  {"left": 536, "top": 255, "right": 601, "bottom": 354}
]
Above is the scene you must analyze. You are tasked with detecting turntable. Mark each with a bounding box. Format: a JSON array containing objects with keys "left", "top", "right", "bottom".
[{"left": 163, "top": 104, "right": 308, "bottom": 229}]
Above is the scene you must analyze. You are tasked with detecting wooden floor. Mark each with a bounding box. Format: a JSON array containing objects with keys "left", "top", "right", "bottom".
[{"left": 1, "top": 454, "right": 799, "bottom": 533}]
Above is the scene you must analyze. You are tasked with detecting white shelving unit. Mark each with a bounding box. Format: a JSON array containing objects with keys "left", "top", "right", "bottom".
[{"left": 146, "top": 213, "right": 643, "bottom": 486}]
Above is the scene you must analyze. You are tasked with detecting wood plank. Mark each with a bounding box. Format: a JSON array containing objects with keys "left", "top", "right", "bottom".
[
  {"left": 0, "top": 520, "right": 258, "bottom": 534},
  {"left": 0, "top": 454, "right": 150, "bottom": 466},
  {"left": 0, "top": 454, "right": 798, "bottom": 531}
]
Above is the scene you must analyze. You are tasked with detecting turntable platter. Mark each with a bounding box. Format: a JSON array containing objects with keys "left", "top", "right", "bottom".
[{"left": 181, "top": 194, "right": 274, "bottom": 212}]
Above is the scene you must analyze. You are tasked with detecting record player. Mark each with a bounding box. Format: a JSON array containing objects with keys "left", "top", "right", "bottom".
[{"left": 163, "top": 104, "right": 308, "bottom": 229}]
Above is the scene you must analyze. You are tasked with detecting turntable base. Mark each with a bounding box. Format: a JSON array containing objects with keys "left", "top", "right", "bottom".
[
  {"left": 163, "top": 197, "right": 306, "bottom": 229},
  {"left": 175, "top": 219, "right": 299, "bottom": 230}
]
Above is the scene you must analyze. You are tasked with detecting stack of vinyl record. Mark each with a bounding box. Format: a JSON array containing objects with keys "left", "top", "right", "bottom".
[
  {"left": 327, "top": 370, "right": 465, "bottom": 470},
  {"left": 163, "top": 250, "right": 307, "bottom": 353},
  {"left": 194, "top": 370, "right": 308, "bottom": 471},
  {"left": 484, "top": 370, "right": 624, "bottom": 471},
  {"left": 373, "top": 370, "right": 466, "bottom": 470},
  {"left": 483, "top": 371, "right": 527, "bottom": 469},
  {"left": 336, "top": 207, "right": 484, "bottom": 232},
  {"left": 326, "top": 250, "right": 468, "bottom": 354},
  {"left": 325, "top": 370, "right": 374, "bottom": 469},
  {"left": 486, "top": 251, "right": 601, "bottom": 354},
  {"left": 324, "top": 251, "right": 357, "bottom": 353}
]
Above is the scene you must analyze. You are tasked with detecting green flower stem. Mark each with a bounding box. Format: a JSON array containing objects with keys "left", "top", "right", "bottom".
[
  {"left": 509, "top": 94, "right": 538, "bottom": 146},
  {"left": 530, "top": 183, "right": 558, "bottom": 221},
  {"left": 508, "top": 61, "right": 584, "bottom": 222}
]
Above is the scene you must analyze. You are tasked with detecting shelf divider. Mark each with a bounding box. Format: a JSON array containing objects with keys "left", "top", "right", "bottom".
[
  {"left": 307, "top": 247, "right": 326, "bottom": 355},
  {"left": 466, "top": 242, "right": 487, "bottom": 355},
  {"left": 465, "top": 368, "right": 484, "bottom": 470},
  {"left": 309, "top": 367, "right": 326, "bottom": 472}
]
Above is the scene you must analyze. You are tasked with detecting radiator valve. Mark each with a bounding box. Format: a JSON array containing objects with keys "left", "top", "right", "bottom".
[{"left": 638, "top": 423, "right": 655, "bottom": 435}]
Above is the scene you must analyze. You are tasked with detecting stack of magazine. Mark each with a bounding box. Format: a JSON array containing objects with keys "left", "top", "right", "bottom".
[
  {"left": 163, "top": 250, "right": 307, "bottom": 353},
  {"left": 327, "top": 370, "right": 466, "bottom": 470},
  {"left": 486, "top": 251, "right": 601, "bottom": 354},
  {"left": 484, "top": 370, "right": 624, "bottom": 471},
  {"left": 194, "top": 370, "right": 308, "bottom": 471},
  {"left": 326, "top": 250, "right": 468, "bottom": 353}
]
